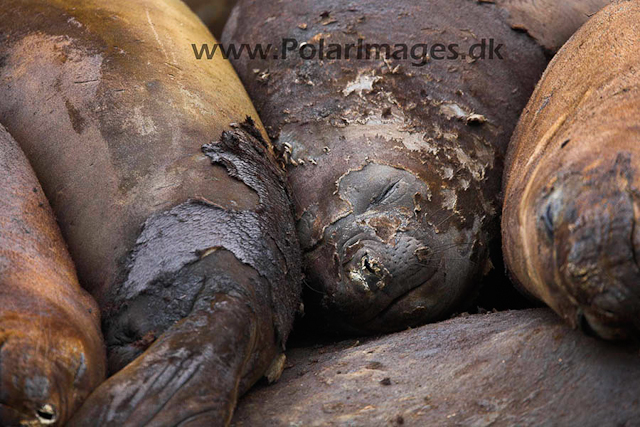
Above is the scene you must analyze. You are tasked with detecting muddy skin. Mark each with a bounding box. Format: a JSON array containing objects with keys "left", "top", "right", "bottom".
[
  {"left": 232, "top": 309, "right": 640, "bottom": 426},
  {"left": 503, "top": 1, "right": 640, "bottom": 340},
  {"left": 0, "top": 126, "right": 105, "bottom": 427},
  {"left": 222, "top": 0, "right": 608, "bottom": 334},
  {"left": 0, "top": 1, "right": 302, "bottom": 425}
]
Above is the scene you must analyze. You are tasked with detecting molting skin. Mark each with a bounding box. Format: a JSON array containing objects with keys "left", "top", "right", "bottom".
[
  {"left": 0, "top": 1, "right": 302, "bottom": 425},
  {"left": 223, "top": 0, "right": 608, "bottom": 333},
  {"left": 503, "top": 1, "right": 640, "bottom": 340},
  {"left": 0, "top": 126, "right": 105, "bottom": 426}
]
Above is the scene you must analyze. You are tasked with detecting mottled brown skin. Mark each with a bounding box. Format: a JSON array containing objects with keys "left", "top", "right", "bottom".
[
  {"left": 0, "top": 0, "right": 302, "bottom": 425},
  {"left": 503, "top": 1, "right": 640, "bottom": 341},
  {"left": 184, "top": 0, "right": 237, "bottom": 38},
  {"left": 223, "top": 0, "right": 608, "bottom": 334},
  {"left": 0, "top": 126, "right": 105, "bottom": 426},
  {"left": 233, "top": 309, "right": 640, "bottom": 426}
]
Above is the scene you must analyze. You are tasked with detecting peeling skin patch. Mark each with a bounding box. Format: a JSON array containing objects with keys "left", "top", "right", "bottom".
[
  {"left": 438, "top": 102, "right": 487, "bottom": 125},
  {"left": 341, "top": 120, "right": 438, "bottom": 154},
  {"left": 368, "top": 215, "right": 402, "bottom": 243},
  {"left": 105, "top": 119, "right": 302, "bottom": 371},
  {"left": 342, "top": 73, "right": 382, "bottom": 97},
  {"left": 348, "top": 269, "right": 370, "bottom": 292},
  {"left": 441, "top": 188, "right": 458, "bottom": 211},
  {"left": 443, "top": 167, "right": 454, "bottom": 180},
  {"left": 455, "top": 147, "right": 486, "bottom": 181},
  {"left": 439, "top": 102, "right": 468, "bottom": 120}
]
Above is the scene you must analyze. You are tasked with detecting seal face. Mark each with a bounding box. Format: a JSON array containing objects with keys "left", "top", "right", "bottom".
[
  {"left": 502, "top": 1, "right": 640, "bottom": 340},
  {"left": 222, "top": 0, "right": 604, "bottom": 333},
  {"left": 524, "top": 154, "right": 640, "bottom": 339}
]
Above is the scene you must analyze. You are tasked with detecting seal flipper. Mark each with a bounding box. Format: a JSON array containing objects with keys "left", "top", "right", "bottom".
[{"left": 69, "top": 249, "right": 276, "bottom": 427}]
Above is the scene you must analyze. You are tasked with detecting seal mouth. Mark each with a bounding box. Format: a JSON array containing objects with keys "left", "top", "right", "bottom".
[
  {"left": 0, "top": 402, "right": 57, "bottom": 427},
  {"left": 35, "top": 404, "right": 58, "bottom": 425},
  {"left": 336, "top": 235, "right": 439, "bottom": 324},
  {"left": 362, "top": 269, "right": 442, "bottom": 328}
]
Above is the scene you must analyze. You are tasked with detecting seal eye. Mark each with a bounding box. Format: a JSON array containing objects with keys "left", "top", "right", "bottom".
[
  {"left": 370, "top": 180, "right": 401, "bottom": 207},
  {"left": 35, "top": 404, "right": 57, "bottom": 425}
]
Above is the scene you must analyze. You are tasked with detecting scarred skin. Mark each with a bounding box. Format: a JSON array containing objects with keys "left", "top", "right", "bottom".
[
  {"left": 223, "top": 0, "right": 609, "bottom": 334},
  {"left": 502, "top": 1, "right": 640, "bottom": 340},
  {"left": 0, "top": 125, "right": 105, "bottom": 426},
  {"left": 0, "top": 0, "right": 302, "bottom": 425}
]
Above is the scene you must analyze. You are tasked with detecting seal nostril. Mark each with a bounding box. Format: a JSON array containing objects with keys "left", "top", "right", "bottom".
[
  {"left": 363, "top": 255, "right": 376, "bottom": 274},
  {"left": 35, "top": 404, "right": 57, "bottom": 425}
]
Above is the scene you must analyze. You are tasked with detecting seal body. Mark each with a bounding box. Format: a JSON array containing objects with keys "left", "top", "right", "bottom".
[
  {"left": 223, "top": 0, "right": 608, "bottom": 333},
  {"left": 503, "top": 1, "right": 640, "bottom": 340},
  {"left": 0, "top": 125, "right": 105, "bottom": 427},
  {"left": 233, "top": 309, "right": 640, "bottom": 426},
  {"left": 0, "top": 0, "right": 302, "bottom": 425}
]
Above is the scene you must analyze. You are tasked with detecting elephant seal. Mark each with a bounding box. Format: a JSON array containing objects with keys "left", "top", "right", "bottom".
[
  {"left": 502, "top": 1, "right": 640, "bottom": 340},
  {"left": 0, "top": 125, "right": 105, "bottom": 426},
  {"left": 222, "top": 0, "right": 609, "bottom": 334},
  {"left": 233, "top": 309, "right": 640, "bottom": 426},
  {"left": 0, "top": 0, "right": 302, "bottom": 425}
]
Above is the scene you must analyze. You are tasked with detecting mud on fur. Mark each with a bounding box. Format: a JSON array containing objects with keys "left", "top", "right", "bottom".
[{"left": 0, "top": 0, "right": 302, "bottom": 425}]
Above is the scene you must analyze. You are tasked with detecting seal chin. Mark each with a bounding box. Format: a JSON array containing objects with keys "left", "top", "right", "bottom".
[{"left": 536, "top": 162, "right": 640, "bottom": 340}]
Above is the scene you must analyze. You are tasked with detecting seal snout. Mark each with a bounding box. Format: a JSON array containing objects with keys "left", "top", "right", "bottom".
[
  {"left": 344, "top": 247, "right": 389, "bottom": 294},
  {"left": 0, "top": 336, "right": 62, "bottom": 427},
  {"left": 536, "top": 168, "right": 640, "bottom": 339}
]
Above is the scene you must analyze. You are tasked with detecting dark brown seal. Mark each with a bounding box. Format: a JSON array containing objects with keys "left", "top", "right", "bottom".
[
  {"left": 0, "top": 125, "right": 105, "bottom": 426},
  {"left": 222, "top": 0, "right": 608, "bottom": 334}
]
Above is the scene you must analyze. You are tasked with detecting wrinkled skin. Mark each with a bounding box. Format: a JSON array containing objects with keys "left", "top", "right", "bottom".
[
  {"left": 233, "top": 309, "right": 640, "bottom": 426},
  {"left": 223, "top": 0, "right": 608, "bottom": 334},
  {"left": 184, "top": 0, "right": 237, "bottom": 38},
  {"left": 503, "top": 1, "right": 640, "bottom": 341},
  {"left": 0, "top": 0, "right": 302, "bottom": 425},
  {"left": 0, "top": 126, "right": 105, "bottom": 427}
]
